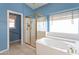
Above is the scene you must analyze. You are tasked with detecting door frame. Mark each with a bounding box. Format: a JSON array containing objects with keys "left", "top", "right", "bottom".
[{"left": 7, "top": 10, "right": 23, "bottom": 50}]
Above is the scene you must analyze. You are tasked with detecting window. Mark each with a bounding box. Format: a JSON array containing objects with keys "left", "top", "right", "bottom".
[
  {"left": 9, "top": 15, "right": 16, "bottom": 28},
  {"left": 37, "top": 17, "right": 47, "bottom": 31},
  {"left": 50, "top": 10, "right": 79, "bottom": 34}
]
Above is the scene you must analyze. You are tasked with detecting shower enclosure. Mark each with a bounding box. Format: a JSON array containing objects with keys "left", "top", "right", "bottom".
[{"left": 24, "top": 16, "right": 46, "bottom": 47}]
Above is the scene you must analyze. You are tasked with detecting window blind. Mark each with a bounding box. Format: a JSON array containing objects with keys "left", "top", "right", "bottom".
[
  {"left": 49, "top": 10, "right": 79, "bottom": 33},
  {"left": 50, "top": 10, "right": 79, "bottom": 21},
  {"left": 9, "top": 15, "right": 16, "bottom": 28}
]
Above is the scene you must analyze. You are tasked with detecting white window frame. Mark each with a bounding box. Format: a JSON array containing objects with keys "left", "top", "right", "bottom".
[{"left": 9, "top": 15, "right": 16, "bottom": 29}]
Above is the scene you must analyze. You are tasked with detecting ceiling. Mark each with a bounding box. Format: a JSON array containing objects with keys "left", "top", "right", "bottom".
[{"left": 26, "top": 3, "right": 47, "bottom": 9}]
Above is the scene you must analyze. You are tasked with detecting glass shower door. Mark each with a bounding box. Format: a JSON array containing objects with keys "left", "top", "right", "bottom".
[
  {"left": 24, "top": 17, "right": 31, "bottom": 44},
  {"left": 31, "top": 19, "right": 37, "bottom": 47}
]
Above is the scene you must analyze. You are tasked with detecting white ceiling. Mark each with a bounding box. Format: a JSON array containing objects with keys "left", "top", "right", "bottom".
[{"left": 26, "top": 3, "right": 47, "bottom": 9}]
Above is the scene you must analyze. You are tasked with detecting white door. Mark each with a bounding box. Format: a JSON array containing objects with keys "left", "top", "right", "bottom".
[{"left": 24, "top": 17, "right": 31, "bottom": 44}]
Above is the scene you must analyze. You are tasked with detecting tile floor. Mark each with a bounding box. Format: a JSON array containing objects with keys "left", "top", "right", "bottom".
[{"left": 0, "top": 42, "right": 36, "bottom": 55}]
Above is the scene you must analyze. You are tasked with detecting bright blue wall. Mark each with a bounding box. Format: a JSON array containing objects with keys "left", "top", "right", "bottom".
[
  {"left": 0, "top": 3, "right": 33, "bottom": 51},
  {"left": 34, "top": 3, "right": 79, "bottom": 31},
  {"left": 35, "top": 3, "right": 79, "bottom": 16}
]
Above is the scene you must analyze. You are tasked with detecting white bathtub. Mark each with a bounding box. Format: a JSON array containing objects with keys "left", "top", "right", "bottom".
[{"left": 36, "top": 37, "right": 76, "bottom": 55}]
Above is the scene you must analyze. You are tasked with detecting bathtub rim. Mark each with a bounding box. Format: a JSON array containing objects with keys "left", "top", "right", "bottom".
[{"left": 36, "top": 37, "right": 76, "bottom": 53}]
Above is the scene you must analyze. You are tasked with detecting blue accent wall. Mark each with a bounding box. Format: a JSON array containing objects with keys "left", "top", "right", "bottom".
[
  {"left": 35, "top": 3, "right": 79, "bottom": 16},
  {"left": 34, "top": 3, "right": 79, "bottom": 32},
  {"left": 0, "top": 3, "right": 33, "bottom": 51}
]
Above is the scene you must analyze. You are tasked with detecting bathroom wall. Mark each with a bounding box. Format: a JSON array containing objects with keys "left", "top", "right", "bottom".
[
  {"left": 35, "top": 3, "right": 79, "bottom": 16},
  {"left": 0, "top": 3, "right": 33, "bottom": 51}
]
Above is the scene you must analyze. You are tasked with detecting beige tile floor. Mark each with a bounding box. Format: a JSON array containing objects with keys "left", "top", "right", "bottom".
[{"left": 0, "top": 42, "right": 36, "bottom": 55}]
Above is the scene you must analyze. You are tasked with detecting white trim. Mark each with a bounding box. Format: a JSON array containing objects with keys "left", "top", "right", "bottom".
[
  {"left": 7, "top": 10, "right": 23, "bottom": 52},
  {"left": 10, "top": 39, "right": 20, "bottom": 44},
  {"left": 0, "top": 49, "right": 8, "bottom": 53}
]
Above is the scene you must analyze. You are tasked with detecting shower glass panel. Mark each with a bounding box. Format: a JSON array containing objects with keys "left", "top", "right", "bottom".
[
  {"left": 37, "top": 16, "right": 47, "bottom": 39},
  {"left": 24, "top": 16, "right": 36, "bottom": 47}
]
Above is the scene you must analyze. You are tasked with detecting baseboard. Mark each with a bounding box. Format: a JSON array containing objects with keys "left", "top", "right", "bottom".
[
  {"left": 0, "top": 48, "right": 9, "bottom": 53},
  {"left": 0, "top": 40, "right": 20, "bottom": 54},
  {"left": 10, "top": 39, "right": 20, "bottom": 44}
]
